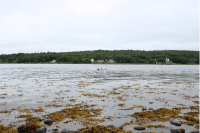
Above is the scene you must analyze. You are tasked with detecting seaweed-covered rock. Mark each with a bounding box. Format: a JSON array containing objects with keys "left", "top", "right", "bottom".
[
  {"left": 171, "top": 129, "right": 185, "bottom": 133},
  {"left": 78, "top": 125, "right": 132, "bottom": 133},
  {"left": 176, "top": 129, "right": 185, "bottom": 133}
]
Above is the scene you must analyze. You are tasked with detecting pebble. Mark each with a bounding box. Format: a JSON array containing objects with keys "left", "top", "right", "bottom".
[
  {"left": 188, "top": 123, "right": 193, "bottom": 126},
  {"left": 178, "top": 129, "right": 185, "bottom": 133},
  {"left": 134, "top": 127, "right": 145, "bottom": 130},
  {"left": 36, "top": 127, "right": 47, "bottom": 133},
  {"left": 52, "top": 128, "right": 58, "bottom": 131},
  {"left": 106, "top": 124, "right": 115, "bottom": 127},
  {"left": 190, "top": 131, "right": 200, "bottom": 133},
  {"left": 44, "top": 119, "right": 52, "bottom": 125},
  {"left": 60, "top": 129, "right": 72, "bottom": 133},
  {"left": 170, "top": 129, "right": 185, "bottom": 133},
  {"left": 170, "top": 121, "right": 181, "bottom": 126},
  {"left": 118, "top": 126, "right": 123, "bottom": 129},
  {"left": 171, "top": 129, "right": 179, "bottom": 133}
]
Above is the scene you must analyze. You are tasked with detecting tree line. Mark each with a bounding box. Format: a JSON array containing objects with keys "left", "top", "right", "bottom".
[{"left": 0, "top": 50, "right": 199, "bottom": 64}]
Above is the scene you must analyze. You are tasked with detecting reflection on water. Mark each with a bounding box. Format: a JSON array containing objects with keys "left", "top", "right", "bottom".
[{"left": 0, "top": 64, "right": 199, "bottom": 133}]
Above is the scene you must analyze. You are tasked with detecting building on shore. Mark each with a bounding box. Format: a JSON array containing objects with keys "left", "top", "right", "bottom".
[
  {"left": 50, "top": 60, "right": 56, "bottom": 64},
  {"left": 166, "top": 57, "right": 170, "bottom": 63},
  {"left": 97, "top": 60, "right": 104, "bottom": 63},
  {"left": 108, "top": 59, "right": 114, "bottom": 63}
]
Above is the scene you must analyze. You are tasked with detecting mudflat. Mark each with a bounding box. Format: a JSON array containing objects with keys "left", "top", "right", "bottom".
[{"left": 0, "top": 64, "right": 199, "bottom": 133}]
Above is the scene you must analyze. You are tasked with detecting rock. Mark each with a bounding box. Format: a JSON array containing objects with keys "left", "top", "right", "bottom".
[
  {"left": 171, "top": 129, "right": 185, "bottom": 133},
  {"left": 172, "top": 129, "right": 185, "bottom": 133},
  {"left": 36, "top": 127, "right": 47, "bottom": 133},
  {"left": 190, "top": 131, "right": 200, "bottom": 133},
  {"left": 106, "top": 124, "right": 115, "bottom": 127},
  {"left": 134, "top": 127, "right": 145, "bottom": 130},
  {"left": 188, "top": 123, "right": 193, "bottom": 126},
  {"left": 171, "top": 129, "right": 179, "bottom": 133},
  {"left": 60, "top": 129, "right": 72, "bottom": 133},
  {"left": 170, "top": 121, "right": 181, "bottom": 126},
  {"left": 177, "top": 129, "right": 185, "bottom": 133},
  {"left": 44, "top": 119, "right": 52, "bottom": 125},
  {"left": 52, "top": 128, "right": 58, "bottom": 131},
  {"left": 118, "top": 126, "right": 123, "bottom": 129},
  {"left": 65, "top": 90, "right": 70, "bottom": 92}
]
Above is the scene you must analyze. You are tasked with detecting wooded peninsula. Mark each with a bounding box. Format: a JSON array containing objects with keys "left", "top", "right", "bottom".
[{"left": 0, "top": 50, "right": 199, "bottom": 64}]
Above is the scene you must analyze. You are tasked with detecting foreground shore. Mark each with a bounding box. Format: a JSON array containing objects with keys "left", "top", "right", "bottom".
[{"left": 0, "top": 65, "right": 199, "bottom": 133}]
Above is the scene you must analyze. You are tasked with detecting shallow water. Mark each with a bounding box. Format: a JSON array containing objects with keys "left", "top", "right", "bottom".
[{"left": 0, "top": 64, "right": 199, "bottom": 133}]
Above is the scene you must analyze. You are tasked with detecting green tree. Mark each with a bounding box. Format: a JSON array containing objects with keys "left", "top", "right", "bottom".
[
  {"left": 149, "top": 59, "right": 156, "bottom": 64},
  {"left": 157, "top": 57, "right": 165, "bottom": 63},
  {"left": 72, "top": 57, "right": 79, "bottom": 63},
  {"left": 197, "top": 57, "right": 199, "bottom": 64}
]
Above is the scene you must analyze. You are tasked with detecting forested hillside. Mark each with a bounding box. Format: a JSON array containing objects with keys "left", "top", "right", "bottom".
[{"left": 0, "top": 50, "right": 199, "bottom": 64}]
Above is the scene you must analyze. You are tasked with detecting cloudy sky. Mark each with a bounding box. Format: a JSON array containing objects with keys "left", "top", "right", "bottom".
[{"left": 0, "top": 0, "right": 199, "bottom": 54}]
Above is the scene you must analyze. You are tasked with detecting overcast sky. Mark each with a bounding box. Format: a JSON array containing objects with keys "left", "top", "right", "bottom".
[{"left": 0, "top": 0, "right": 199, "bottom": 54}]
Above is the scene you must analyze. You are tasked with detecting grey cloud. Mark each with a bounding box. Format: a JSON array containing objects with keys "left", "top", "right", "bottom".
[{"left": 0, "top": 0, "right": 198, "bottom": 54}]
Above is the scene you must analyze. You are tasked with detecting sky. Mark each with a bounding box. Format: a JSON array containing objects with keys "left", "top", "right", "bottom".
[{"left": 0, "top": 0, "right": 199, "bottom": 54}]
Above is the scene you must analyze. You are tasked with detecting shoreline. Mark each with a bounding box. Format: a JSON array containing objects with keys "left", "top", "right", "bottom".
[{"left": 0, "top": 63, "right": 198, "bottom": 65}]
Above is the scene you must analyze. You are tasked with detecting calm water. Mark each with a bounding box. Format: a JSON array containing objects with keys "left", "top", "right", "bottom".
[{"left": 0, "top": 64, "right": 199, "bottom": 133}]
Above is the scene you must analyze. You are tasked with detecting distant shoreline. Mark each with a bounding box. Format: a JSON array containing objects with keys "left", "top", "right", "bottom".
[
  {"left": 1, "top": 50, "right": 199, "bottom": 65},
  {"left": 0, "top": 63, "right": 198, "bottom": 65}
]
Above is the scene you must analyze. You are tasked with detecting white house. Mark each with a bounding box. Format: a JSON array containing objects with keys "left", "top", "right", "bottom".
[
  {"left": 166, "top": 57, "right": 170, "bottom": 63},
  {"left": 50, "top": 60, "right": 56, "bottom": 64},
  {"left": 155, "top": 59, "right": 157, "bottom": 64},
  {"left": 108, "top": 59, "right": 114, "bottom": 63},
  {"left": 91, "top": 58, "right": 94, "bottom": 63},
  {"left": 97, "top": 60, "right": 104, "bottom": 63}
]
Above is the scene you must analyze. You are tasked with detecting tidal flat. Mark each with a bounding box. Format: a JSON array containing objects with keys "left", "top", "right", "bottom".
[{"left": 0, "top": 64, "right": 199, "bottom": 133}]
